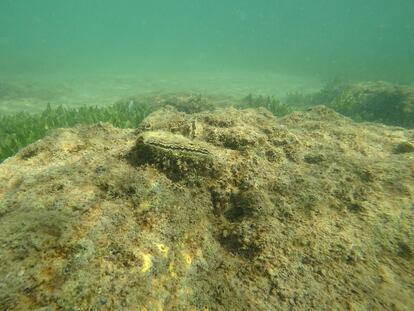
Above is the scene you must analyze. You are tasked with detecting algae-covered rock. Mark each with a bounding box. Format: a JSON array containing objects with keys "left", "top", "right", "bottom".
[
  {"left": 0, "top": 106, "right": 413, "bottom": 310},
  {"left": 313, "top": 80, "right": 414, "bottom": 128}
]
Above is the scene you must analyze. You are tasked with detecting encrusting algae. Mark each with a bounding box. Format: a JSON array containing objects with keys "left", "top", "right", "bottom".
[{"left": 0, "top": 105, "right": 413, "bottom": 310}]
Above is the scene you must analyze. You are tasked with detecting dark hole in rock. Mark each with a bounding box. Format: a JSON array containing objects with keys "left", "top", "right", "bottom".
[
  {"left": 20, "top": 147, "right": 38, "bottom": 160},
  {"left": 394, "top": 141, "right": 414, "bottom": 154},
  {"left": 304, "top": 153, "right": 326, "bottom": 164},
  {"left": 218, "top": 233, "right": 260, "bottom": 260},
  {"left": 347, "top": 202, "right": 365, "bottom": 213},
  {"left": 397, "top": 242, "right": 412, "bottom": 260}
]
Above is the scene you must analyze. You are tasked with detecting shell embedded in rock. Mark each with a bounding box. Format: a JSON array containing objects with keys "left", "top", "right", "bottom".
[{"left": 132, "top": 131, "right": 220, "bottom": 180}]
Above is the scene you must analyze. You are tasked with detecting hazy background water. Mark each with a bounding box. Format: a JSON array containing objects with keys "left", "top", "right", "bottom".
[{"left": 0, "top": 0, "right": 413, "bottom": 107}]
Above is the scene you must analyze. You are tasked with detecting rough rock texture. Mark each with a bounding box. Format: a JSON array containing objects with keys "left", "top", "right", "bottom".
[{"left": 0, "top": 106, "right": 413, "bottom": 310}]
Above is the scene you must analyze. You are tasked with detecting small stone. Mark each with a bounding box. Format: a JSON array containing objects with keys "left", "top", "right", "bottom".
[
  {"left": 99, "top": 297, "right": 107, "bottom": 305},
  {"left": 266, "top": 267, "right": 277, "bottom": 277}
]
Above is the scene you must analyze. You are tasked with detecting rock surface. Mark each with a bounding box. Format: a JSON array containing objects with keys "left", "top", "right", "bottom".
[{"left": 0, "top": 106, "right": 413, "bottom": 310}]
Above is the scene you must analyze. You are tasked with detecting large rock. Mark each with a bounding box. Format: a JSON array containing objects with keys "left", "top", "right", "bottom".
[
  {"left": 0, "top": 106, "right": 413, "bottom": 310},
  {"left": 313, "top": 80, "right": 414, "bottom": 128}
]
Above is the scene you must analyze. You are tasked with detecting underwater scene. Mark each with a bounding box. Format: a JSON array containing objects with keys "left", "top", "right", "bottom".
[{"left": 0, "top": 1, "right": 413, "bottom": 310}]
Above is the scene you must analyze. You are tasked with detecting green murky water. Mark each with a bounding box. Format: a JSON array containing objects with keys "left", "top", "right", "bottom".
[{"left": 1, "top": 0, "right": 413, "bottom": 83}]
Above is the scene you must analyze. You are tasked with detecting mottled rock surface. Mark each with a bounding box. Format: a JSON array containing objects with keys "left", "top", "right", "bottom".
[{"left": 0, "top": 106, "right": 413, "bottom": 310}]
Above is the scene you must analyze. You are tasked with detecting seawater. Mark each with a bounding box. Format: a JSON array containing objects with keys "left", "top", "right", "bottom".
[{"left": 0, "top": 0, "right": 413, "bottom": 94}]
